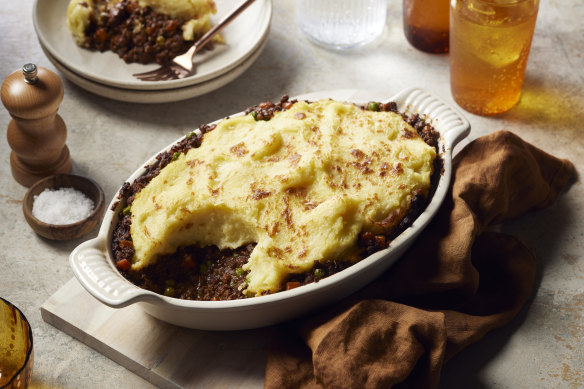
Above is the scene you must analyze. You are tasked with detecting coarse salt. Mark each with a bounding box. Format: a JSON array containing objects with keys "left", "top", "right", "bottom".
[{"left": 32, "top": 187, "right": 95, "bottom": 225}]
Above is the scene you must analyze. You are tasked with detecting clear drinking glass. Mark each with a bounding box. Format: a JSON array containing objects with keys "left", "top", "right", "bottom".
[
  {"left": 450, "top": 0, "right": 539, "bottom": 116},
  {"left": 296, "top": 0, "right": 388, "bottom": 50}
]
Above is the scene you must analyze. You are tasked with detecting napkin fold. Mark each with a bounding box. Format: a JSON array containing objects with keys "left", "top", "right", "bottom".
[{"left": 264, "top": 130, "right": 575, "bottom": 389}]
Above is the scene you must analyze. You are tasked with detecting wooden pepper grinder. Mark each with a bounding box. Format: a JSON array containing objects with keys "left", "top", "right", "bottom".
[{"left": 1, "top": 63, "right": 71, "bottom": 187}]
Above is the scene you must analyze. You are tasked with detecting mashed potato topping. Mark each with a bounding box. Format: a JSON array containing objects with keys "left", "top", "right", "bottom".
[
  {"left": 129, "top": 100, "right": 436, "bottom": 296},
  {"left": 135, "top": 0, "right": 216, "bottom": 20},
  {"left": 67, "top": 0, "right": 94, "bottom": 44}
]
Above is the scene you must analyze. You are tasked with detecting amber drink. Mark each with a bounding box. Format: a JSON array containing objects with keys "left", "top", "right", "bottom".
[
  {"left": 450, "top": 0, "right": 539, "bottom": 115},
  {"left": 404, "top": 0, "right": 450, "bottom": 53}
]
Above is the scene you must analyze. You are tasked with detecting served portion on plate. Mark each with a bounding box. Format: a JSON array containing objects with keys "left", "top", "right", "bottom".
[
  {"left": 111, "top": 96, "right": 440, "bottom": 300},
  {"left": 33, "top": 0, "right": 272, "bottom": 91},
  {"left": 70, "top": 88, "right": 470, "bottom": 330},
  {"left": 66, "top": 0, "right": 223, "bottom": 65}
]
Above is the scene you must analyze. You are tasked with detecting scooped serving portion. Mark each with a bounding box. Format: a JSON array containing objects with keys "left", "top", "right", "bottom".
[
  {"left": 112, "top": 97, "right": 439, "bottom": 299},
  {"left": 66, "top": 0, "right": 223, "bottom": 65}
]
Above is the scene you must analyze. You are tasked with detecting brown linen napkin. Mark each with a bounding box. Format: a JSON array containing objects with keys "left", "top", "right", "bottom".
[{"left": 264, "top": 130, "right": 575, "bottom": 389}]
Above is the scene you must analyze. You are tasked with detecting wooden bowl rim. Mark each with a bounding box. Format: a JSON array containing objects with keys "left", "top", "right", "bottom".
[{"left": 22, "top": 173, "right": 105, "bottom": 230}]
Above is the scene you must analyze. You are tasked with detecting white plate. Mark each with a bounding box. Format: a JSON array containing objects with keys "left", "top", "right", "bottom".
[
  {"left": 41, "top": 36, "right": 267, "bottom": 103},
  {"left": 33, "top": 0, "right": 272, "bottom": 91},
  {"left": 70, "top": 88, "right": 471, "bottom": 330}
]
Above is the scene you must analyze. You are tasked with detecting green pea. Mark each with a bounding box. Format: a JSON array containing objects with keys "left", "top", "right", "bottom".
[
  {"left": 186, "top": 130, "right": 196, "bottom": 139},
  {"left": 235, "top": 267, "right": 245, "bottom": 277},
  {"left": 163, "top": 286, "right": 175, "bottom": 297},
  {"left": 172, "top": 151, "right": 180, "bottom": 161},
  {"left": 314, "top": 268, "right": 325, "bottom": 278},
  {"left": 368, "top": 101, "right": 380, "bottom": 112},
  {"left": 99, "top": 12, "right": 108, "bottom": 24},
  {"left": 122, "top": 205, "right": 131, "bottom": 216},
  {"left": 199, "top": 260, "right": 213, "bottom": 274},
  {"left": 250, "top": 110, "right": 258, "bottom": 121}
]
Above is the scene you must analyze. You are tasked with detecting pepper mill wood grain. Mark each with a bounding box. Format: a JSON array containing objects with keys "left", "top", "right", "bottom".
[{"left": 1, "top": 63, "right": 71, "bottom": 187}]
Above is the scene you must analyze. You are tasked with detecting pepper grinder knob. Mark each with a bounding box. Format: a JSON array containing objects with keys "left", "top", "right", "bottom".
[
  {"left": 1, "top": 63, "right": 71, "bottom": 187},
  {"left": 22, "top": 63, "right": 39, "bottom": 84}
]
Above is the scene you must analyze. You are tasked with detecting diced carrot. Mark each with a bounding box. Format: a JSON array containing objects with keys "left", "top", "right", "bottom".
[
  {"left": 182, "top": 256, "right": 195, "bottom": 269},
  {"left": 285, "top": 281, "right": 301, "bottom": 290},
  {"left": 95, "top": 28, "right": 108, "bottom": 43},
  {"left": 116, "top": 259, "right": 131, "bottom": 271}
]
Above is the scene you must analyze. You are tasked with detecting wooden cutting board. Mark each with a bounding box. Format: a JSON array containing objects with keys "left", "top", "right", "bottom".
[{"left": 41, "top": 278, "right": 268, "bottom": 389}]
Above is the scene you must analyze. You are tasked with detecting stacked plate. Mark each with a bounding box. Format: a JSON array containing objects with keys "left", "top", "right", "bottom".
[{"left": 33, "top": 0, "right": 272, "bottom": 103}]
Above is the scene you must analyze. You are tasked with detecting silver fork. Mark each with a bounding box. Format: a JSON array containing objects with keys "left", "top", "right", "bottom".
[{"left": 133, "top": 0, "right": 256, "bottom": 81}]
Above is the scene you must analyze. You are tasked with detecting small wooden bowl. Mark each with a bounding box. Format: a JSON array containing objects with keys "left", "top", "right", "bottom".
[{"left": 23, "top": 174, "right": 105, "bottom": 240}]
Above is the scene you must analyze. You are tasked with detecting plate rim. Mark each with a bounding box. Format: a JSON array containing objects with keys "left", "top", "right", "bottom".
[{"left": 41, "top": 35, "right": 268, "bottom": 103}]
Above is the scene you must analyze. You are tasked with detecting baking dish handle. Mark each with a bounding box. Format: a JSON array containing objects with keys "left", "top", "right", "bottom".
[
  {"left": 390, "top": 87, "right": 471, "bottom": 150},
  {"left": 69, "top": 238, "right": 161, "bottom": 308}
]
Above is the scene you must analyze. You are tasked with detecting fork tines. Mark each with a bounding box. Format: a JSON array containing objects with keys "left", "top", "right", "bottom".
[{"left": 133, "top": 64, "right": 190, "bottom": 81}]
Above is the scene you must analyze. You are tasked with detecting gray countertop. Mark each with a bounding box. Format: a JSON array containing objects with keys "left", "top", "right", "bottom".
[{"left": 1, "top": 1, "right": 583, "bottom": 388}]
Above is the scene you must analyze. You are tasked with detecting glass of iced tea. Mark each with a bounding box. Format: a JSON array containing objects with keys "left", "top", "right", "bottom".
[{"left": 449, "top": 0, "right": 539, "bottom": 116}]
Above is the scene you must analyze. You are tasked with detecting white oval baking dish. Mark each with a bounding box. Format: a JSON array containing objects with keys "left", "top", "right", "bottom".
[{"left": 70, "top": 88, "right": 470, "bottom": 330}]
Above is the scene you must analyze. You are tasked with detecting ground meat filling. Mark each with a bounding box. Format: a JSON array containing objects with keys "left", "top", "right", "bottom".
[
  {"left": 124, "top": 244, "right": 255, "bottom": 300},
  {"left": 81, "top": 0, "right": 211, "bottom": 65},
  {"left": 111, "top": 96, "right": 441, "bottom": 300}
]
